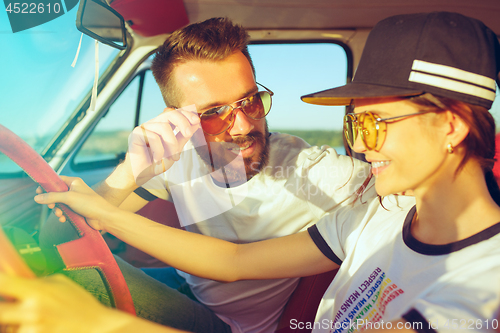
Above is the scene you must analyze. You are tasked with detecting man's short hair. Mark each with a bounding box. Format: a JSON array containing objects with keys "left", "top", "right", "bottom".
[{"left": 151, "top": 17, "right": 255, "bottom": 107}]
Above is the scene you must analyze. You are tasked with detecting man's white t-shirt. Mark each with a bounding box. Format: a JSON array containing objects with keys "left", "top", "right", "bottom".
[
  {"left": 309, "top": 195, "right": 500, "bottom": 333},
  {"left": 140, "top": 132, "right": 374, "bottom": 333}
]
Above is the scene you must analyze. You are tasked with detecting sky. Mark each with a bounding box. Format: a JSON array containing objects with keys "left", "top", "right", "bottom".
[
  {"left": 0, "top": 6, "right": 117, "bottom": 145},
  {"left": 249, "top": 43, "right": 347, "bottom": 131}
]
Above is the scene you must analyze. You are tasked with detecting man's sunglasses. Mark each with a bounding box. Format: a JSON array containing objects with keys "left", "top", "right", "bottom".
[
  {"left": 343, "top": 110, "right": 433, "bottom": 151},
  {"left": 199, "top": 84, "right": 273, "bottom": 135}
]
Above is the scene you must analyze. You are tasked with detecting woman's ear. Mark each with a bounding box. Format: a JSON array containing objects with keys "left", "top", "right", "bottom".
[{"left": 443, "top": 110, "right": 470, "bottom": 147}]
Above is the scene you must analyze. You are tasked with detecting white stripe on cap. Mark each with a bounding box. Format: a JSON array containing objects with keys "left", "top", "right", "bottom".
[{"left": 409, "top": 60, "right": 496, "bottom": 101}]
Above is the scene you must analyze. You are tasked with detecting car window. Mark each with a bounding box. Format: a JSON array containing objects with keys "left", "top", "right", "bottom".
[
  {"left": 0, "top": 11, "right": 120, "bottom": 174},
  {"left": 70, "top": 42, "right": 348, "bottom": 171},
  {"left": 139, "top": 71, "right": 166, "bottom": 124},
  {"left": 72, "top": 76, "right": 141, "bottom": 169},
  {"left": 71, "top": 70, "right": 166, "bottom": 170},
  {"left": 248, "top": 43, "right": 348, "bottom": 153}
]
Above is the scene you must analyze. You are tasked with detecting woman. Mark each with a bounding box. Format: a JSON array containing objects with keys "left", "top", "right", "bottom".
[{"left": 5, "top": 11, "right": 500, "bottom": 333}]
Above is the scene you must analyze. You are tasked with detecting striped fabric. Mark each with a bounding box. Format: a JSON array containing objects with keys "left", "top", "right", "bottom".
[{"left": 409, "top": 60, "right": 496, "bottom": 102}]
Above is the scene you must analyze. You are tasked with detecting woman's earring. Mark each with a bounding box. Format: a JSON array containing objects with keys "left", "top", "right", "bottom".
[{"left": 447, "top": 143, "right": 454, "bottom": 154}]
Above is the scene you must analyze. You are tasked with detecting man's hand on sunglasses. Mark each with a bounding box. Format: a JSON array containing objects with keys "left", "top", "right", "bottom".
[{"left": 127, "top": 105, "right": 201, "bottom": 186}]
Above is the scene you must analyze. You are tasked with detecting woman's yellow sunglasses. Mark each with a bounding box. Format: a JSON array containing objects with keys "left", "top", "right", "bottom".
[{"left": 343, "top": 111, "right": 433, "bottom": 151}]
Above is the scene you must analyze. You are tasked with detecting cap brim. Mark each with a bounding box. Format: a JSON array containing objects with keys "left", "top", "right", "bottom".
[{"left": 301, "top": 82, "right": 423, "bottom": 106}]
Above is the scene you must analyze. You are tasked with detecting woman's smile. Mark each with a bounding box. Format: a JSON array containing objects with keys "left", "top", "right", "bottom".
[{"left": 370, "top": 160, "right": 391, "bottom": 176}]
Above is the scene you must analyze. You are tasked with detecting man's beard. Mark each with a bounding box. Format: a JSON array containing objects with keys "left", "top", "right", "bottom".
[{"left": 194, "top": 124, "right": 270, "bottom": 184}]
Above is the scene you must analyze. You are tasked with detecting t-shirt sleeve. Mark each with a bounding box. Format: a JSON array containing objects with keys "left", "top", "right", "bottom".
[
  {"left": 139, "top": 174, "right": 172, "bottom": 201},
  {"left": 298, "top": 145, "right": 376, "bottom": 220},
  {"left": 311, "top": 197, "right": 379, "bottom": 262},
  {"left": 308, "top": 225, "right": 342, "bottom": 265},
  {"left": 134, "top": 187, "right": 158, "bottom": 201}
]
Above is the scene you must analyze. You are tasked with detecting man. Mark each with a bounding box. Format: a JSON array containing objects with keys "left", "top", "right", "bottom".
[{"left": 65, "top": 17, "right": 372, "bottom": 333}]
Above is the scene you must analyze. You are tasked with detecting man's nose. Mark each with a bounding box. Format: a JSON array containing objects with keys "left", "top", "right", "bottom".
[{"left": 228, "top": 108, "right": 254, "bottom": 136}]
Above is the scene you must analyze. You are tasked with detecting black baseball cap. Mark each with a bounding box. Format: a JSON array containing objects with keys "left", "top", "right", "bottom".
[{"left": 301, "top": 12, "right": 500, "bottom": 109}]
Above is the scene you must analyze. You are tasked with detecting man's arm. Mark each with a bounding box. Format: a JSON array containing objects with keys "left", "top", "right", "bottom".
[
  {"left": 93, "top": 158, "right": 141, "bottom": 208},
  {"left": 93, "top": 157, "right": 151, "bottom": 213},
  {"left": 118, "top": 191, "right": 151, "bottom": 212},
  {"left": 93, "top": 106, "right": 200, "bottom": 210}
]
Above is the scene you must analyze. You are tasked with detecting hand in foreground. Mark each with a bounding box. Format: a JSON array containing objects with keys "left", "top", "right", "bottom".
[
  {"left": 0, "top": 273, "right": 128, "bottom": 333},
  {"left": 128, "top": 105, "right": 200, "bottom": 186},
  {"left": 0, "top": 273, "right": 189, "bottom": 333},
  {"left": 34, "top": 176, "right": 116, "bottom": 230}
]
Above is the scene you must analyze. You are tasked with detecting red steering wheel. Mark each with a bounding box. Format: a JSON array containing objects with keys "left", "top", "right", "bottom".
[{"left": 0, "top": 124, "right": 136, "bottom": 315}]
